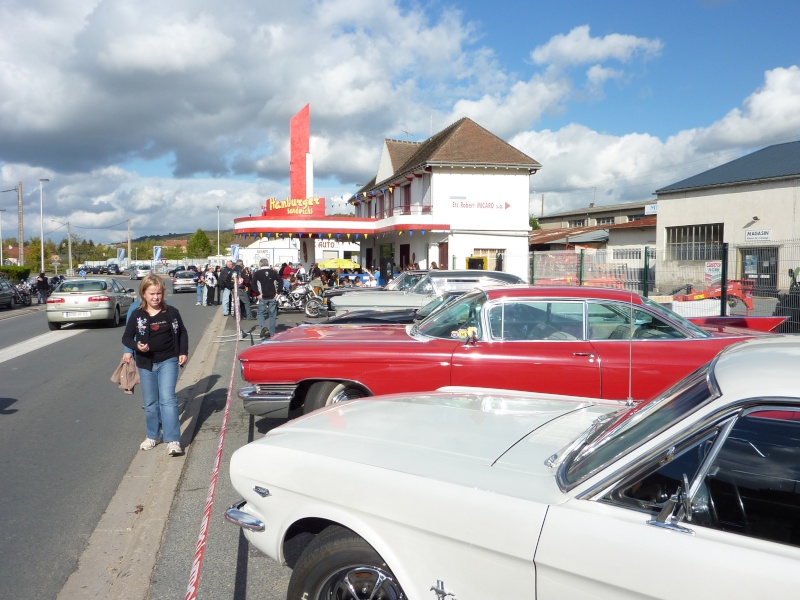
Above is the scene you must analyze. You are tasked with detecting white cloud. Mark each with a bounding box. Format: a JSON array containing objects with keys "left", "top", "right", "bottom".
[
  {"left": 0, "top": 1, "right": 796, "bottom": 244},
  {"left": 98, "top": 17, "right": 235, "bottom": 75},
  {"left": 515, "top": 65, "right": 800, "bottom": 215},
  {"left": 530, "top": 25, "right": 663, "bottom": 68}
]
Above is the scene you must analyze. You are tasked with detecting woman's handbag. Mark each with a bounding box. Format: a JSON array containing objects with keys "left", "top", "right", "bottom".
[{"left": 111, "top": 357, "right": 140, "bottom": 394}]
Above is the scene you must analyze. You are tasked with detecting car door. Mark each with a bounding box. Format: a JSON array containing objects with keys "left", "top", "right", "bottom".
[
  {"left": 450, "top": 299, "right": 602, "bottom": 397},
  {"left": 535, "top": 405, "right": 800, "bottom": 599},
  {"left": 586, "top": 300, "right": 734, "bottom": 400}
]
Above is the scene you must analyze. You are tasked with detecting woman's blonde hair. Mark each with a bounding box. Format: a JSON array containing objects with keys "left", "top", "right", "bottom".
[{"left": 139, "top": 274, "right": 167, "bottom": 311}]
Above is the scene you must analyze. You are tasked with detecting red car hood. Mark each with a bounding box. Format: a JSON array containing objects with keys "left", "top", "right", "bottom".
[{"left": 268, "top": 323, "right": 411, "bottom": 342}]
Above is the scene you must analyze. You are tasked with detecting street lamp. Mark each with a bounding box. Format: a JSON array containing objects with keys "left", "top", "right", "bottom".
[
  {"left": 39, "top": 178, "right": 49, "bottom": 272},
  {"left": 0, "top": 209, "right": 5, "bottom": 266},
  {"left": 217, "top": 205, "right": 221, "bottom": 258}
]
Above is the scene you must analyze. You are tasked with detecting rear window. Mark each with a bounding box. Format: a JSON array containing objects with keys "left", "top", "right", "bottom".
[
  {"left": 175, "top": 271, "right": 194, "bottom": 277},
  {"left": 57, "top": 281, "right": 108, "bottom": 292}
]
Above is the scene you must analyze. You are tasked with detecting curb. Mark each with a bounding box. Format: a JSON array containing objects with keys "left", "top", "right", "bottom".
[{"left": 57, "top": 309, "right": 229, "bottom": 600}]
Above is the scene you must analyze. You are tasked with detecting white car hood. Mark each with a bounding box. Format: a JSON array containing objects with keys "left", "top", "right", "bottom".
[{"left": 240, "top": 389, "right": 623, "bottom": 504}]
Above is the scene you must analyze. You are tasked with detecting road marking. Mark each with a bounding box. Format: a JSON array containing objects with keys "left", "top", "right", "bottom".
[{"left": 0, "top": 329, "right": 85, "bottom": 365}]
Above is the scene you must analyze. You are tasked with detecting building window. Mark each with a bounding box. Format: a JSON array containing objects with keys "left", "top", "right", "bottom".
[
  {"left": 596, "top": 217, "right": 614, "bottom": 225},
  {"left": 627, "top": 214, "right": 646, "bottom": 222},
  {"left": 473, "top": 248, "right": 505, "bottom": 270},
  {"left": 568, "top": 219, "right": 586, "bottom": 228},
  {"left": 402, "top": 186, "right": 411, "bottom": 215},
  {"left": 666, "top": 224, "right": 724, "bottom": 260}
]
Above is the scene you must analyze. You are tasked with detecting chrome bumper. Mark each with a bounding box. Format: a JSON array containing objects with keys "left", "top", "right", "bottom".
[
  {"left": 238, "top": 384, "right": 296, "bottom": 418},
  {"left": 224, "top": 499, "right": 265, "bottom": 532}
]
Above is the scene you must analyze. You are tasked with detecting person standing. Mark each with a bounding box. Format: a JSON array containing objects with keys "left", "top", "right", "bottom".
[
  {"left": 213, "top": 265, "right": 222, "bottom": 305},
  {"left": 194, "top": 268, "right": 205, "bottom": 305},
  {"left": 219, "top": 260, "right": 235, "bottom": 315},
  {"left": 122, "top": 275, "right": 188, "bottom": 456},
  {"left": 252, "top": 258, "right": 282, "bottom": 339},
  {"left": 235, "top": 260, "right": 252, "bottom": 320},
  {"left": 204, "top": 265, "right": 217, "bottom": 307},
  {"left": 35, "top": 272, "right": 49, "bottom": 304}
]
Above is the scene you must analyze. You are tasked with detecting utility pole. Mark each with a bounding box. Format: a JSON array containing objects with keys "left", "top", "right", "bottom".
[
  {"left": 127, "top": 219, "right": 132, "bottom": 270},
  {"left": 66, "top": 221, "right": 73, "bottom": 276},
  {"left": 0, "top": 183, "right": 21, "bottom": 265}
]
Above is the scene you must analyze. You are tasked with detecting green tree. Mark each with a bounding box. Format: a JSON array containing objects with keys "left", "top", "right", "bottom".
[
  {"left": 187, "top": 229, "right": 213, "bottom": 259},
  {"left": 529, "top": 215, "right": 541, "bottom": 230}
]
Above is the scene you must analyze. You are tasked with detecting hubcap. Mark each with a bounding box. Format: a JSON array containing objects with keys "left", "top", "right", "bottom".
[
  {"left": 318, "top": 566, "right": 404, "bottom": 600},
  {"left": 330, "top": 386, "right": 365, "bottom": 404}
]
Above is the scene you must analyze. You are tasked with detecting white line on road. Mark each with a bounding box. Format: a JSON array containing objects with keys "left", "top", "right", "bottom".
[{"left": 0, "top": 329, "right": 85, "bottom": 365}]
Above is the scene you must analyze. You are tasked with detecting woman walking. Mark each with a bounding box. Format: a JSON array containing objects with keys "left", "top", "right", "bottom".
[{"left": 122, "top": 274, "right": 188, "bottom": 456}]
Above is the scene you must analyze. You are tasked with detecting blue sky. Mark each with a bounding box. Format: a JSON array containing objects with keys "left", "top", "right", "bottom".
[{"left": 1, "top": 0, "right": 799, "bottom": 243}]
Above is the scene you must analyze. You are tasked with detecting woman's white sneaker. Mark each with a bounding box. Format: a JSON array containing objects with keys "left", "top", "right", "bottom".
[
  {"left": 140, "top": 437, "right": 161, "bottom": 450},
  {"left": 167, "top": 441, "right": 184, "bottom": 456}
]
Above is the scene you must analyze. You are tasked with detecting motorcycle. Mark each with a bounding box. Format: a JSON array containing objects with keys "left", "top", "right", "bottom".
[
  {"left": 276, "top": 282, "right": 321, "bottom": 314},
  {"left": 14, "top": 282, "right": 33, "bottom": 307}
]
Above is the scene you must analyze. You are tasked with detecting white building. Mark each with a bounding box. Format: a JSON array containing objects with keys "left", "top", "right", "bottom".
[
  {"left": 655, "top": 140, "right": 800, "bottom": 293},
  {"left": 234, "top": 117, "right": 541, "bottom": 282}
]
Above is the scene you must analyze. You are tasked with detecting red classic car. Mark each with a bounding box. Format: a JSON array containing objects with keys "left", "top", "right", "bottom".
[{"left": 238, "top": 286, "right": 781, "bottom": 418}]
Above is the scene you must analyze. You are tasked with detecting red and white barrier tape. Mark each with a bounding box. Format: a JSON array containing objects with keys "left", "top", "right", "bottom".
[{"left": 185, "top": 280, "right": 243, "bottom": 600}]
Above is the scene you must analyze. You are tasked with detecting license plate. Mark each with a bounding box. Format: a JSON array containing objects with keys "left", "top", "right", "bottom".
[{"left": 63, "top": 311, "right": 90, "bottom": 317}]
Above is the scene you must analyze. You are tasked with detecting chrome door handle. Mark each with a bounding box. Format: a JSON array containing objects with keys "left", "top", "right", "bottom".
[{"left": 573, "top": 352, "right": 595, "bottom": 359}]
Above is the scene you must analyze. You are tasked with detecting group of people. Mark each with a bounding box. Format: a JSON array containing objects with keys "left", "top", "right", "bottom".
[{"left": 192, "top": 264, "right": 223, "bottom": 307}]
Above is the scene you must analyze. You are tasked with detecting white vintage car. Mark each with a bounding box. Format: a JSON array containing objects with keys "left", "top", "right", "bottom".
[
  {"left": 329, "top": 269, "right": 522, "bottom": 316},
  {"left": 226, "top": 336, "right": 800, "bottom": 599}
]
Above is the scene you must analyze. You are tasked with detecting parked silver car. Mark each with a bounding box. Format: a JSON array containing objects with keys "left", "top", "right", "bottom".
[{"left": 46, "top": 278, "right": 135, "bottom": 330}]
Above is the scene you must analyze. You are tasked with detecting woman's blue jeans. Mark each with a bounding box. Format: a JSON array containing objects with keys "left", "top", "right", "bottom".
[
  {"left": 138, "top": 357, "right": 181, "bottom": 443},
  {"left": 196, "top": 283, "right": 205, "bottom": 304}
]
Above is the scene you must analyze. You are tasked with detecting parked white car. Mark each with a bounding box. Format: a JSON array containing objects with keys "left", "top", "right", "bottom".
[
  {"left": 227, "top": 335, "right": 800, "bottom": 599},
  {"left": 329, "top": 269, "right": 522, "bottom": 316}
]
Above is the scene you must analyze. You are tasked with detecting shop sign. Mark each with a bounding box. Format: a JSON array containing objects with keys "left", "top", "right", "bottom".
[{"left": 745, "top": 229, "right": 771, "bottom": 241}]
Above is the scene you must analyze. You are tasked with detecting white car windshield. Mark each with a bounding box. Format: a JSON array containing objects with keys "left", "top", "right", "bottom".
[
  {"left": 558, "top": 365, "right": 719, "bottom": 490},
  {"left": 415, "top": 290, "right": 485, "bottom": 340}
]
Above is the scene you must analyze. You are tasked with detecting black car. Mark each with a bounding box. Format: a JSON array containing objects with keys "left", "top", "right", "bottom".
[
  {"left": 107, "top": 264, "right": 121, "bottom": 275},
  {"left": 0, "top": 278, "right": 16, "bottom": 309}
]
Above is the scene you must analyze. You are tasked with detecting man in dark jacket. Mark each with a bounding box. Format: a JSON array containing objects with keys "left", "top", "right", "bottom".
[
  {"left": 252, "top": 258, "right": 282, "bottom": 338},
  {"left": 218, "top": 260, "right": 235, "bottom": 316},
  {"left": 35, "top": 272, "right": 49, "bottom": 304}
]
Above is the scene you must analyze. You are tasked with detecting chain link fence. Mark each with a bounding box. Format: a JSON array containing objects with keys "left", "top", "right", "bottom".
[{"left": 529, "top": 240, "right": 800, "bottom": 332}]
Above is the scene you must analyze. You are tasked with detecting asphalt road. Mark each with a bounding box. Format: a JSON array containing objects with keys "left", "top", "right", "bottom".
[{"left": 0, "top": 278, "right": 216, "bottom": 600}]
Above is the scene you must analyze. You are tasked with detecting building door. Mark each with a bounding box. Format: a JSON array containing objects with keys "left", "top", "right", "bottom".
[
  {"left": 399, "top": 244, "right": 410, "bottom": 270},
  {"left": 438, "top": 242, "right": 448, "bottom": 270},
  {"left": 740, "top": 246, "right": 778, "bottom": 295},
  {"left": 379, "top": 244, "right": 394, "bottom": 283}
]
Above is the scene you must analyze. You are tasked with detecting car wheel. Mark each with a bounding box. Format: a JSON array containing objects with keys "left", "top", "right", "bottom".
[
  {"left": 107, "top": 307, "right": 121, "bottom": 328},
  {"left": 287, "top": 525, "right": 405, "bottom": 600},
  {"left": 303, "top": 381, "right": 367, "bottom": 414},
  {"left": 48, "top": 321, "right": 61, "bottom": 331}
]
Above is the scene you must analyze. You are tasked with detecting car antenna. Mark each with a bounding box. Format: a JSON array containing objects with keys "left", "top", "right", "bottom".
[{"left": 626, "top": 292, "right": 634, "bottom": 406}]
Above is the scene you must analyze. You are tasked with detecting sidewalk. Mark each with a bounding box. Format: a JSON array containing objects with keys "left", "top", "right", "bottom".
[{"left": 57, "top": 307, "right": 301, "bottom": 600}]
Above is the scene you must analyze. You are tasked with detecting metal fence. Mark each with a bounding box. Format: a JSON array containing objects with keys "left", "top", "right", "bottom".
[{"left": 529, "top": 240, "right": 800, "bottom": 331}]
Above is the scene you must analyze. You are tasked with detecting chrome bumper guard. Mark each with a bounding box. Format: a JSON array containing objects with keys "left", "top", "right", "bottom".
[
  {"left": 238, "top": 384, "right": 297, "bottom": 416},
  {"left": 225, "top": 499, "right": 265, "bottom": 532}
]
